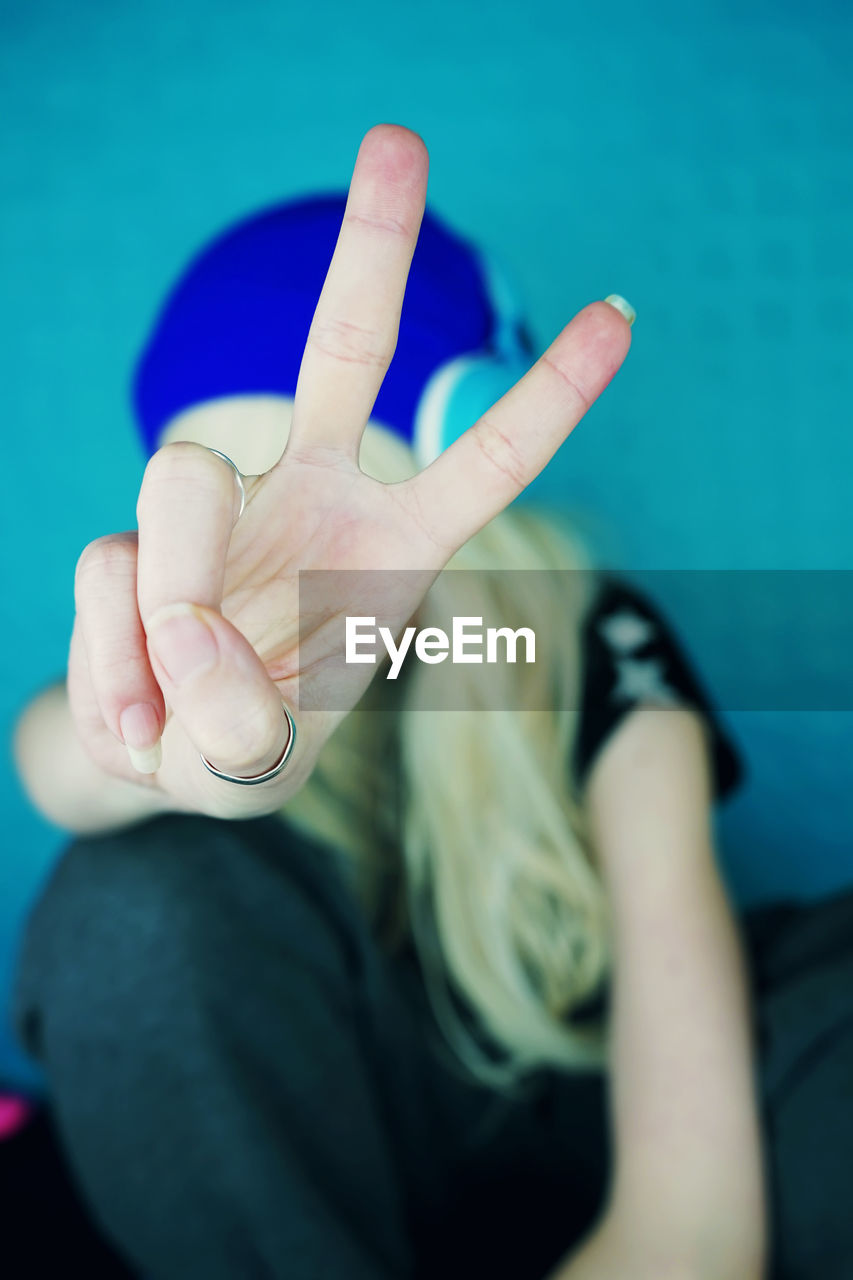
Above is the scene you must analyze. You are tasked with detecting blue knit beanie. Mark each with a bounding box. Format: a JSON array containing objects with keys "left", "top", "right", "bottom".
[{"left": 132, "top": 192, "right": 534, "bottom": 465}]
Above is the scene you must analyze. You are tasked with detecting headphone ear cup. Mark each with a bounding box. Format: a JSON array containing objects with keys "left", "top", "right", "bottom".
[{"left": 413, "top": 352, "right": 533, "bottom": 468}]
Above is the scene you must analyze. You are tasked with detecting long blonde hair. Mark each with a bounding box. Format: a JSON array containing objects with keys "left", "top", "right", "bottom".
[{"left": 280, "top": 425, "right": 612, "bottom": 1093}]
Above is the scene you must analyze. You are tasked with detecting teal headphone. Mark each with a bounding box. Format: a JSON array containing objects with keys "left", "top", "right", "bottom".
[{"left": 411, "top": 245, "right": 537, "bottom": 467}]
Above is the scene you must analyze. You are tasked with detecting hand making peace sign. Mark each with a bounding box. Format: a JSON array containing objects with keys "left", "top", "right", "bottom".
[{"left": 69, "top": 124, "right": 633, "bottom": 821}]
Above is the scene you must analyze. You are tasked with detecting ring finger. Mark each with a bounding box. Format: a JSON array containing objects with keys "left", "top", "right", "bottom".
[{"left": 73, "top": 532, "right": 167, "bottom": 773}]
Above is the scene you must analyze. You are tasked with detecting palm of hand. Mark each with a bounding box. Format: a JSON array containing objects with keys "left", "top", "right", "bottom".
[{"left": 217, "top": 450, "right": 447, "bottom": 703}]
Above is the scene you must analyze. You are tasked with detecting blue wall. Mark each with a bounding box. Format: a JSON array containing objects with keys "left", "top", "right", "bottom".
[{"left": 2, "top": 0, "right": 851, "bottom": 1087}]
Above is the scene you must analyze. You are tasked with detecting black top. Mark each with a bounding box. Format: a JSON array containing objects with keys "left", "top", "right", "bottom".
[{"left": 573, "top": 574, "right": 742, "bottom": 799}]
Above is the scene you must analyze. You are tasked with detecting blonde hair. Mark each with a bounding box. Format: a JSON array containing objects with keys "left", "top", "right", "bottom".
[{"left": 280, "top": 425, "right": 612, "bottom": 1093}]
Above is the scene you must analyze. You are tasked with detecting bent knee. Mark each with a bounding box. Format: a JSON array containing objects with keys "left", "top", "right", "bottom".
[{"left": 13, "top": 813, "right": 359, "bottom": 1074}]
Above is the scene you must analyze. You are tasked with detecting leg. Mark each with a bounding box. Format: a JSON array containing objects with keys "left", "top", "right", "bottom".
[
  {"left": 743, "top": 889, "right": 853, "bottom": 1280},
  {"left": 12, "top": 813, "right": 416, "bottom": 1280}
]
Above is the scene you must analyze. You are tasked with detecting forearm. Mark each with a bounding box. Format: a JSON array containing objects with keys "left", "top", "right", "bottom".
[
  {"left": 604, "top": 859, "right": 764, "bottom": 1277},
  {"left": 13, "top": 680, "right": 171, "bottom": 835},
  {"left": 547, "top": 898, "right": 764, "bottom": 1280},
  {"left": 553, "top": 709, "right": 767, "bottom": 1280}
]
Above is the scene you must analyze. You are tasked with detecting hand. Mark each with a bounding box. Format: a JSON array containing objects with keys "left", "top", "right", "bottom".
[{"left": 69, "top": 123, "right": 633, "bottom": 821}]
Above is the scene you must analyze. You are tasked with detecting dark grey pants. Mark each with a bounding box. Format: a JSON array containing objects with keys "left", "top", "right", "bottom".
[{"left": 11, "top": 813, "right": 853, "bottom": 1280}]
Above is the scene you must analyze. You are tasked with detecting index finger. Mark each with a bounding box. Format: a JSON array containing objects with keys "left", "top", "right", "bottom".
[
  {"left": 401, "top": 298, "right": 634, "bottom": 553},
  {"left": 284, "top": 123, "right": 428, "bottom": 460}
]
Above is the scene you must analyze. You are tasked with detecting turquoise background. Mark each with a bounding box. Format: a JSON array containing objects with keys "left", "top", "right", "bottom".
[{"left": 1, "top": 0, "right": 851, "bottom": 1088}]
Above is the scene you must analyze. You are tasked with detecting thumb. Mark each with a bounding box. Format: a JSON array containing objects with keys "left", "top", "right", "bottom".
[{"left": 144, "top": 602, "right": 293, "bottom": 783}]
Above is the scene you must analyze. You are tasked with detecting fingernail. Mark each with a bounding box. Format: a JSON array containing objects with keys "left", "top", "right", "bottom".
[
  {"left": 119, "top": 702, "right": 162, "bottom": 774},
  {"left": 126, "top": 741, "right": 163, "bottom": 774},
  {"left": 147, "top": 602, "right": 219, "bottom": 686},
  {"left": 603, "top": 294, "right": 636, "bottom": 326}
]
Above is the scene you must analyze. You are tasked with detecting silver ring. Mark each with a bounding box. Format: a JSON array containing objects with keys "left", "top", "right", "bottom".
[
  {"left": 205, "top": 447, "right": 246, "bottom": 519},
  {"left": 199, "top": 700, "right": 296, "bottom": 786}
]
